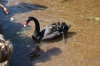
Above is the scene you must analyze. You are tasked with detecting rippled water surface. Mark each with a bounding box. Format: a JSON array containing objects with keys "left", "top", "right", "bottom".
[{"left": 0, "top": 0, "right": 100, "bottom": 66}]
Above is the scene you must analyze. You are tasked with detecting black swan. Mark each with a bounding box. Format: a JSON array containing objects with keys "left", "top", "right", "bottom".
[
  {"left": 24, "top": 16, "right": 70, "bottom": 42},
  {"left": 0, "top": 24, "right": 13, "bottom": 64}
]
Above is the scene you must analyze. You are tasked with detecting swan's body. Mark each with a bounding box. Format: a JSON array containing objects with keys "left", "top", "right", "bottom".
[{"left": 24, "top": 17, "right": 70, "bottom": 42}]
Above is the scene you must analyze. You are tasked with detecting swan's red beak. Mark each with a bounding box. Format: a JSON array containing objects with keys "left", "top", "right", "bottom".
[{"left": 24, "top": 22, "right": 28, "bottom": 27}]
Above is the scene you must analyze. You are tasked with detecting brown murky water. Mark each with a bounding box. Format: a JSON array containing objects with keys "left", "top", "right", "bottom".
[{"left": 1, "top": 0, "right": 100, "bottom": 66}]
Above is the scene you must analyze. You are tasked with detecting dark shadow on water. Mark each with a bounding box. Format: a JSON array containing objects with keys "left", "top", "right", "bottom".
[
  {"left": 65, "top": 32, "right": 76, "bottom": 38},
  {"left": 16, "top": 3, "right": 48, "bottom": 10},
  {"left": 0, "top": 1, "right": 48, "bottom": 20},
  {"left": 28, "top": 45, "right": 62, "bottom": 64},
  {"left": 61, "top": 0, "right": 73, "bottom": 2},
  {"left": 5, "top": 2, "right": 47, "bottom": 18}
]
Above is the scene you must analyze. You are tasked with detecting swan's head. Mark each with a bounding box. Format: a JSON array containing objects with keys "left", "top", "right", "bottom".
[
  {"left": 24, "top": 22, "right": 28, "bottom": 27},
  {"left": 24, "top": 17, "right": 34, "bottom": 27}
]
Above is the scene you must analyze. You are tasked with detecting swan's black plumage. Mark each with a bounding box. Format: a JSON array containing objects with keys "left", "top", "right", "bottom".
[{"left": 24, "top": 16, "right": 70, "bottom": 42}]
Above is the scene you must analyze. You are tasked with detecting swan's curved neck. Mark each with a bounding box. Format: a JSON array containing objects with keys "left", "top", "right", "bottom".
[{"left": 27, "top": 17, "right": 40, "bottom": 36}]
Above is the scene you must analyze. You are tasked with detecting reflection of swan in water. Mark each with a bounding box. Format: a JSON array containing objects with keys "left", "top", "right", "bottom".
[
  {"left": 24, "top": 16, "right": 70, "bottom": 42},
  {"left": 28, "top": 45, "right": 40, "bottom": 61}
]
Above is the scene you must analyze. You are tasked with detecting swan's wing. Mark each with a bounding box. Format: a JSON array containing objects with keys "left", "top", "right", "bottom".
[
  {"left": 41, "top": 24, "right": 53, "bottom": 36},
  {"left": 42, "top": 31, "right": 61, "bottom": 40}
]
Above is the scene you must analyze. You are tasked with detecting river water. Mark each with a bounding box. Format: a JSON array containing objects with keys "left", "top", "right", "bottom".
[{"left": 0, "top": 0, "right": 100, "bottom": 66}]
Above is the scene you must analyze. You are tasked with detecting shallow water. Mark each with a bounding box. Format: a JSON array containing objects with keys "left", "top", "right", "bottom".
[{"left": 0, "top": 0, "right": 100, "bottom": 66}]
